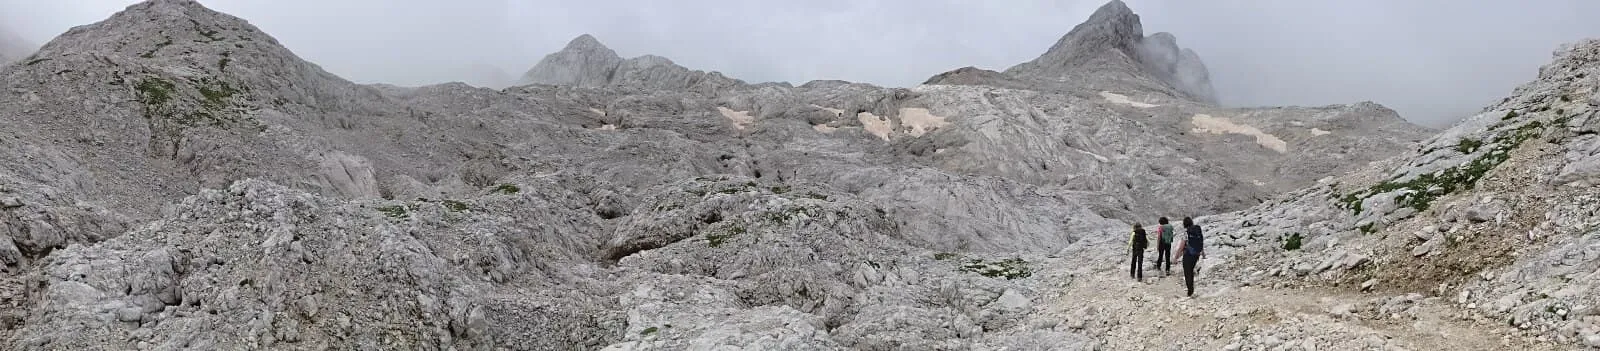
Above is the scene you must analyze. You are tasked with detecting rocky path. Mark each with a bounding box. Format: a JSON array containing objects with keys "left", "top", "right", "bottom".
[{"left": 1017, "top": 250, "right": 1556, "bottom": 350}]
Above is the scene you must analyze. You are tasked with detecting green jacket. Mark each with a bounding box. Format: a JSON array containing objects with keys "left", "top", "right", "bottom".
[{"left": 1158, "top": 224, "right": 1177, "bottom": 244}]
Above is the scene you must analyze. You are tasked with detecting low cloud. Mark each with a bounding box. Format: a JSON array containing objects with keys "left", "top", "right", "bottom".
[{"left": 3, "top": 0, "right": 1595, "bottom": 127}]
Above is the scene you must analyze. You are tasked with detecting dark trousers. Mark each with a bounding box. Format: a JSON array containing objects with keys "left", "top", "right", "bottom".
[
  {"left": 1182, "top": 253, "right": 1200, "bottom": 296},
  {"left": 1155, "top": 242, "right": 1172, "bottom": 274},
  {"left": 1130, "top": 248, "right": 1145, "bottom": 280}
]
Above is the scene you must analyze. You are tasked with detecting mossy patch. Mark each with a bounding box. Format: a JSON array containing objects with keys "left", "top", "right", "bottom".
[
  {"left": 135, "top": 78, "right": 177, "bottom": 107},
  {"left": 140, "top": 37, "right": 174, "bottom": 58},
  {"left": 197, "top": 79, "right": 239, "bottom": 110},
  {"left": 959, "top": 257, "right": 1032, "bottom": 280},
  {"left": 490, "top": 184, "right": 520, "bottom": 195},
  {"left": 1336, "top": 121, "right": 1545, "bottom": 215},
  {"left": 442, "top": 200, "right": 469, "bottom": 212},
  {"left": 706, "top": 225, "right": 746, "bottom": 248},
  {"left": 1283, "top": 233, "right": 1303, "bottom": 251},
  {"left": 1455, "top": 138, "right": 1483, "bottom": 154},
  {"left": 376, "top": 205, "right": 408, "bottom": 219}
]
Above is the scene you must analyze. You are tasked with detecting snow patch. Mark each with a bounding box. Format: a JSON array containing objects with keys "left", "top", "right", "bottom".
[
  {"left": 898, "top": 108, "right": 949, "bottom": 137},
  {"left": 717, "top": 107, "right": 755, "bottom": 130},
  {"left": 1099, "top": 91, "right": 1157, "bottom": 108},
  {"left": 1310, "top": 128, "right": 1332, "bottom": 136},
  {"left": 858, "top": 112, "right": 892, "bottom": 141},
  {"left": 1190, "top": 114, "right": 1288, "bottom": 153}
]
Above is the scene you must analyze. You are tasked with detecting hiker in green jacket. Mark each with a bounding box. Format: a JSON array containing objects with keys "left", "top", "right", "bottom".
[
  {"left": 1154, "top": 217, "right": 1176, "bottom": 276},
  {"left": 1129, "top": 223, "right": 1149, "bottom": 282}
]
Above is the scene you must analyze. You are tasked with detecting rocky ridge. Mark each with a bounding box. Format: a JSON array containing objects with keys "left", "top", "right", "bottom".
[{"left": 517, "top": 34, "right": 748, "bottom": 94}]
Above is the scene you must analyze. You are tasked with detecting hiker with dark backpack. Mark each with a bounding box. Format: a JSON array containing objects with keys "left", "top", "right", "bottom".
[
  {"left": 1154, "top": 217, "right": 1176, "bottom": 277},
  {"left": 1129, "top": 223, "right": 1149, "bottom": 282},
  {"left": 1173, "top": 217, "right": 1205, "bottom": 297}
]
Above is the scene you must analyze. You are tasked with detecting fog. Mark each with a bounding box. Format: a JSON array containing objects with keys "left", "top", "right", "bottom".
[{"left": 3, "top": 0, "right": 1598, "bottom": 127}]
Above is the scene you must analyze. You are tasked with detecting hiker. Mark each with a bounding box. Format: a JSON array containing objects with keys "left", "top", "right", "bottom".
[
  {"left": 1173, "top": 216, "right": 1206, "bottom": 297},
  {"left": 1154, "top": 217, "right": 1175, "bottom": 276},
  {"left": 1129, "top": 223, "right": 1149, "bottom": 282}
]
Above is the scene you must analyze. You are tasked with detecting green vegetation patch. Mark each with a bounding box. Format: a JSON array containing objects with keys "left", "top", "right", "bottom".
[
  {"left": 1455, "top": 138, "right": 1483, "bottom": 154},
  {"left": 135, "top": 78, "right": 177, "bottom": 107},
  {"left": 441, "top": 200, "right": 470, "bottom": 212},
  {"left": 959, "top": 257, "right": 1032, "bottom": 280},
  {"left": 1336, "top": 121, "right": 1545, "bottom": 214},
  {"left": 140, "top": 37, "right": 174, "bottom": 58},
  {"left": 491, "top": 184, "right": 520, "bottom": 195},
  {"left": 197, "top": 79, "right": 239, "bottom": 110},
  {"left": 376, "top": 205, "right": 408, "bottom": 219},
  {"left": 706, "top": 225, "right": 746, "bottom": 248},
  {"left": 1282, "top": 233, "right": 1303, "bottom": 251}
]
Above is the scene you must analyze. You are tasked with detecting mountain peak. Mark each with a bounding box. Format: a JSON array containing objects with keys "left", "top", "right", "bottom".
[
  {"left": 1084, "top": 0, "right": 1138, "bottom": 30},
  {"left": 519, "top": 34, "right": 624, "bottom": 87},
  {"left": 1002, "top": 0, "right": 1216, "bottom": 103},
  {"left": 566, "top": 34, "right": 608, "bottom": 50},
  {"left": 24, "top": 0, "right": 379, "bottom": 115},
  {"left": 518, "top": 35, "right": 746, "bottom": 93}
]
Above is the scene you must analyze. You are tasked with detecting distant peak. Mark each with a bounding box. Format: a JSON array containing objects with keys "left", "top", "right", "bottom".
[
  {"left": 1087, "top": 0, "right": 1136, "bottom": 24},
  {"left": 565, "top": 34, "right": 609, "bottom": 50},
  {"left": 1002, "top": 0, "right": 1216, "bottom": 103}
]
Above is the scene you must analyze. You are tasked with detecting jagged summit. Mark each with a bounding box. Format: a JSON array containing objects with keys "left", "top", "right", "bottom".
[
  {"left": 518, "top": 34, "right": 746, "bottom": 93},
  {"left": 1001, "top": 0, "right": 1216, "bottom": 103}
]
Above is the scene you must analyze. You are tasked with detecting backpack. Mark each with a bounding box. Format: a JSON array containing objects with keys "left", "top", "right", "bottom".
[
  {"left": 1184, "top": 225, "right": 1204, "bottom": 256},
  {"left": 1130, "top": 229, "right": 1148, "bottom": 250},
  {"left": 1158, "top": 224, "right": 1176, "bottom": 244}
]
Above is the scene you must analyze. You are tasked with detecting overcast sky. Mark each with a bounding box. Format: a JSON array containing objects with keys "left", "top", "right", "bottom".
[{"left": 2, "top": 0, "right": 1598, "bottom": 127}]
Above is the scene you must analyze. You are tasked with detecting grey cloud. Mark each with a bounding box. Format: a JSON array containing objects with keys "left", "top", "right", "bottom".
[{"left": 3, "top": 0, "right": 1596, "bottom": 127}]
